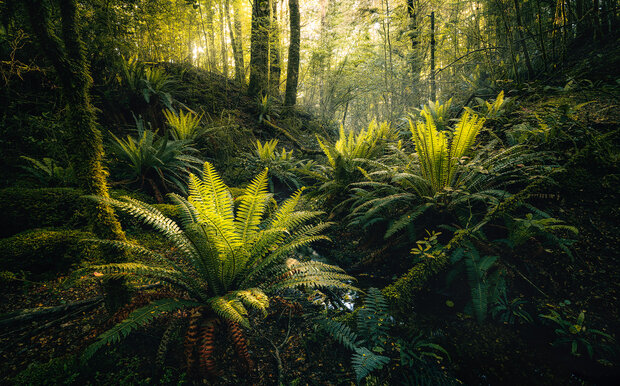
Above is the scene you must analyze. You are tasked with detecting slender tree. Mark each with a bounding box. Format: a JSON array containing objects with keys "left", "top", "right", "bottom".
[{"left": 284, "top": 0, "right": 300, "bottom": 106}]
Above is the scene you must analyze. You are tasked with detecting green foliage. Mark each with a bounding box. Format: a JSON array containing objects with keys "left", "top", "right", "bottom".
[
  {"left": 248, "top": 139, "right": 302, "bottom": 192},
  {"left": 466, "top": 91, "right": 513, "bottom": 120},
  {"left": 398, "top": 334, "right": 451, "bottom": 368},
  {"left": 491, "top": 294, "right": 533, "bottom": 325},
  {"left": 348, "top": 104, "right": 550, "bottom": 240},
  {"left": 83, "top": 162, "right": 355, "bottom": 358},
  {"left": 417, "top": 98, "right": 453, "bottom": 131},
  {"left": 500, "top": 209, "right": 578, "bottom": 258},
  {"left": 540, "top": 306, "right": 616, "bottom": 359},
  {"left": 449, "top": 246, "right": 505, "bottom": 323},
  {"left": 411, "top": 111, "right": 485, "bottom": 195},
  {"left": 163, "top": 109, "right": 203, "bottom": 141},
  {"left": 320, "top": 288, "right": 391, "bottom": 383},
  {"left": 356, "top": 288, "right": 390, "bottom": 348},
  {"left": 351, "top": 347, "right": 391, "bottom": 383},
  {"left": 304, "top": 120, "right": 398, "bottom": 207},
  {"left": 82, "top": 298, "right": 201, "bottom": 361},
  {"left": 321, "top": 288, "right": 449, "bottom": 384},
  {"left": 119, "top": 56, "right": 174, "bottom": 109},
  {"left": 0, "top": 229, "right": 98, "bottom": 279},
  {"left": 19, "top": 156, "right": 76, "bottom": 187},
  {"left": 257, "top": 94, "right": 280, "bottom": 123},
  {"left": 108, "top": 115, "right": 203, "bottom": 197},
  {"left": 12, "top": 355, "right": 80, "bottom": 386}
]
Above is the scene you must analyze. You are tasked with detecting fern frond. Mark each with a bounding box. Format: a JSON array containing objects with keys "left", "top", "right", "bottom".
[
  {"left": 209, "top": 297, "right": 250, "bottom": 327},
  {"left": 235, "top": 168, "right": 271, "bottom": 244},
  {"left": 322, "top": 319, "right": 359, "bottom": 351},
  {"left": 351, "top": 347, "right": 390, "bottom": 383}
]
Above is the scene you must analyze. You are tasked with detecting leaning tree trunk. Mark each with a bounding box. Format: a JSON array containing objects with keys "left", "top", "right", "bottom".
[
  {"left": 248, "top": 0, "right": 270, "bottom": 97},
  {"left": 26, "top": 0, "right": 129, "bottom": 311},
  {"left": 284, "top": 0, "right": 300, "bottom": 106}
]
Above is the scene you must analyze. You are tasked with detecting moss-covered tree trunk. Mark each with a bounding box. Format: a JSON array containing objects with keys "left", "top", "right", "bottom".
[
  {"left": 26, "top": 0, "right": 129, "bottom": 311},
  {"left": 284, "top": 0, "right": 300, "bottom": 106},
  {"left": 268, "top": 0, "right": 281, "bottom": 98},
  {"left": 248, "top": 0, "right": 270, "bottom": 97}
]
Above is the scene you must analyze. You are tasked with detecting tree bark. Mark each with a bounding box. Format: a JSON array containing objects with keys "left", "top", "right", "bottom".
[
  {"left": 269, "top": 0, "right": 281, "bottom": 98},
  {"left": 430, "top": 11, "right": 436, "bottom": 101},
  {"left": 284, "top": 0, "right": 300, "bottom": 106},
  {"left": 248, "top": 0, "right": 270, "bottom": 96}
]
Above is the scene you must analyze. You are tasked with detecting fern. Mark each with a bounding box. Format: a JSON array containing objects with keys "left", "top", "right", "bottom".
[
  {"left": 351, "top": 347, "right": 390, "bottom": 383},
  {"left": 322, "top": 318, "right": 359, "bottom": 351},
  {"left": 86, "top": 162, "right": 355, "bottom": 363}
]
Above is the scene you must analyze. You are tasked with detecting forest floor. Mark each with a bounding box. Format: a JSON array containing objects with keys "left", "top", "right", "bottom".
[{"left": 1, "top": 54, "right": 620, "bottom": 385}]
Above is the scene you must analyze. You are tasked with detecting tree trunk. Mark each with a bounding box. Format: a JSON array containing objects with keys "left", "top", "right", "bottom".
[
  {"left": 232, "top": 0, "right": 246, "bottom": 83},
  {"left": 248, "top": 0, "right": 270, "bottom": 97},
  {"left": 284, "top": 0, "right": 300, "bottom": 106},
  {"left": 430, "top": 11, "right": 436, "bottom": 102},
  {"left": 513, "top": 0, "right": 535, "bottom": 79},
  {"left": 26, "top": 0, "right": 129, "bottom": 311},
  {"left": 218, "top": 2, "right": 228, "bottom": 78},
  {"left": 225, "top": 0, "right": 244, "bottom": 83},
  {"left": 269, "top": 0, "right": 281, "bottom": 98}
]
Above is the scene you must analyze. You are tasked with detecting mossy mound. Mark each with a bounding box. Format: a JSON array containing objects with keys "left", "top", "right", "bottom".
[
  {"left": 0, "top": 187, "right": 86, "bottom": 238},
  {"left": 0, "top": 228, "right": 99, "bottom": 279}
]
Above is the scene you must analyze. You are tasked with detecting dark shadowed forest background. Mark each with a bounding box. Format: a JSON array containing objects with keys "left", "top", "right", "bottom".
[{"left": 1, "top": 0, "right": 619, "bottom": 384}]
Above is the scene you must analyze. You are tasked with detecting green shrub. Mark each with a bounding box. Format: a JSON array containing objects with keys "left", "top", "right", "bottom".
[{"left": 0, "top": 229, "right": 99, "bottom": 279}]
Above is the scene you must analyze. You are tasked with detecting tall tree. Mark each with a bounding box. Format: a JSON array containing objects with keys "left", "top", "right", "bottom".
[
  {"left": 25, "top": 0, "right": 128, "bottom": 309},
  {"left": 225, "top": 0, "right": 244, "bottom": 83},
  {"left": 268, "top": 0, "right": 281, "bottom": 97},
  {"left": 248, "top": 0, "right": 270, "bottom": 96},
  {"left": 284, "top": 0, "right": 300, "bottom": 106}
]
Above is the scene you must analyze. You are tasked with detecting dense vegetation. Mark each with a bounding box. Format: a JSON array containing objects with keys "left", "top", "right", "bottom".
[{"left": 1, "top": 0, "right": 619, "bottom": 384}]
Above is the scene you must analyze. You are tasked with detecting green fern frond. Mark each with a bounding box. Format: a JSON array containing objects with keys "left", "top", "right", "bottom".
[
  {"left": 235, "top": 168, "right": 271, "bottom": 244},
  {"left": 322, "top": 319, "right": 359, "bottom": 351},
  {"left": 351, "top": 347, "right": 390, "bottom": 383},
  {"left": 209, "top": 296, "right": 250, "bottom": 327}
]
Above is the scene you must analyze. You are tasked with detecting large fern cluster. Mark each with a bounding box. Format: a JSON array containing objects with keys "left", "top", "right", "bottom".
[
  {"left": 82, "top": 162, "right": 355, "bottom": 367},
  {"left": 347, "top": 109, "right": 552, "bottom": 239},
  {"left": 301, "top": 120, "right": 399, "bottom": 209}
]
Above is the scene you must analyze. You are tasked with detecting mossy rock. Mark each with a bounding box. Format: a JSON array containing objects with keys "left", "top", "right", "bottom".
[
  {"left": 0, "top": 228, "right": 99, "bottom": 279},
  {"left": 0, "top": 187, "right": 87, "bottom": 238}
]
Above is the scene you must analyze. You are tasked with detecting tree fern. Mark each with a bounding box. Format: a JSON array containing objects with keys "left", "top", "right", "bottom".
[{"left": 85, "top": 162, "right": 355, "bottom": 367}]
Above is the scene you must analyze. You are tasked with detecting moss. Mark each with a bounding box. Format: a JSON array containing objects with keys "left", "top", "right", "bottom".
[
  {"left": 0, "top": 186, "right": 166, "bottom": 238},
  {"left": 0, "top": 228, "right": 99, "bottom": 279},
  {"left": 151, "top": 204, "right": 180, "bottom": 221},
  {"left": 0, "top": 187, "right": 87, "bottom": 238}
]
